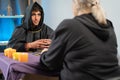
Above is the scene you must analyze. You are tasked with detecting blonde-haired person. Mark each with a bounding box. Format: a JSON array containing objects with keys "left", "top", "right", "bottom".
[{"left": 39, "top": 0, "right": 120, "bottom": 80}]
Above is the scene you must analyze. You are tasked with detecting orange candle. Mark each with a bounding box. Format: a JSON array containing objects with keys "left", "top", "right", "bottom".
[
  {"left": 4, "top": 48, "right": 12, "bottom": 56},
  {"left": 18, "top": 53, "right": 28, "bottom": 62},
  {"left": 4, "top": 48, "right": 16, "bottom": 58},
  {"left": 8, "top": 48, "right": 16, "bottom": 58},
  {"left": 12, "top": 52, "right": 20, "bottom": 60}
]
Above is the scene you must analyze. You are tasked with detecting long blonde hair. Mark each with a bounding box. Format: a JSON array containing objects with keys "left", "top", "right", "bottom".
[{"left": 73, "top": 0, "right": 107, "bottom": 25}]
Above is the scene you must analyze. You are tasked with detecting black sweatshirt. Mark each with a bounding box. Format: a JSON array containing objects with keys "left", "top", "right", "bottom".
[{"left": 40, "top": 13, "right": 120, "bottom": 80}]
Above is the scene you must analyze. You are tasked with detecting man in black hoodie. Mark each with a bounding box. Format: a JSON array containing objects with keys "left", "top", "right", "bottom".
[
  {"left": 7, "top": 2, "right": 54, "bottom": 52},
  {"left": 39, "top": 0, "right": 120, "bottom": 80}
]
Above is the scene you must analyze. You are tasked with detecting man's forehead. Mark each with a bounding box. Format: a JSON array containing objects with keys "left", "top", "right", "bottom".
[{"left": 32, "top": 11, "right": 41, "bottom": 13}]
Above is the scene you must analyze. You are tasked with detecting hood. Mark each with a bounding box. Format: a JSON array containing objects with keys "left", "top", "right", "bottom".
[
  {"left": 22, "top": 2, "right": 44, "bottom": 31},
  {"left": 75, "top": 13, "right": 113, "bottom": 41}
]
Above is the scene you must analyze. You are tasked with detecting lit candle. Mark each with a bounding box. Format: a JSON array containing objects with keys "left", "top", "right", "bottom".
[{"left": 18, "top": 53, "right": 28, "bottom": 62}]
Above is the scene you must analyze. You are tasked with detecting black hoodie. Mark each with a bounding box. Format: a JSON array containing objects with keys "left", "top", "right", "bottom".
[
  {"left": 40, "top": 13, "right": 119, "bottom": 80},
  {"left": 75, "top": 13, "right": 114, "bottom": 42},
  {"left": 7, "top": 2, "right": 54, "bottom": 52}
]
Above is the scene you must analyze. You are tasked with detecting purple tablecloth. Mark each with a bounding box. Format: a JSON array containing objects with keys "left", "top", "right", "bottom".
[{"left": 0, "top": 53, "right": 58, "bottom": 80}]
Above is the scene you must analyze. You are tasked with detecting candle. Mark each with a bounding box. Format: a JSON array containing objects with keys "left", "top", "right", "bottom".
[
  {"left": 4, "top": 48, "right": 11, "bottom": 56},
  {"left": 18, "top": 53, "right": 28, "bottom": 62},
  {"left": 8, "top": 49, "right": 16, "bottom": 58},
  {"left": 4, "top": 48, "right": 16, "bottom": 58},
  {"left": 12, "top": 52, "right": 20, "bottom": 60}
]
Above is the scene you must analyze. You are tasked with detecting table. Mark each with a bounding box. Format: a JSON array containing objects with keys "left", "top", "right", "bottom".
[{"left": 0, "top": 53, "right": 58, "bottom": 80}]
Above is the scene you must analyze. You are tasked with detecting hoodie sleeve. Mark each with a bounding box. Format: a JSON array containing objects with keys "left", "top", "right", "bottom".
[
  {"left": 40, "top": 20, "right": 71, "bottom": 71},
  {"left": 7, "top": 26, "right": 27, "bottom": 52},
  {"left": 46, "top": 25, "right": 54, "bottom": 39},
  {"left": 39, "top": 18, "right": 82, "bottom": 72}
]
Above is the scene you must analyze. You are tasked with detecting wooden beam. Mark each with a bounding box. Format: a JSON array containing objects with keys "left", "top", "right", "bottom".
[
  {"left": 28, "top": 0, "right": 30, "bottom": 6},
  {"left": 33, "top": 0, "right": 41, "bottom": 4}
]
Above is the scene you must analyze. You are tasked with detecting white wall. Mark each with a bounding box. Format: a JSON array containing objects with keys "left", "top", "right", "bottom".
[
  {"left": 101, "top": 0, "right": 120, "bottom": 55},
  {"left": 42, "top": 0, "right": 120, "bottom": 55},
  {"left": 42, "top": 0, "right": 73, "bottom": 30}
]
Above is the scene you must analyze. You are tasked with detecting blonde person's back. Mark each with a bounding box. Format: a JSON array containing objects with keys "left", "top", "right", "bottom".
[{"left": 39, "top": 0, "right": 120, "bottom": 80}]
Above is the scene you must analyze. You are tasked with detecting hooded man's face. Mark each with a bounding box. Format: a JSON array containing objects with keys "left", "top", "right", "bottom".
[{"left": 31, "top": 11, "right": 41, "bottom": 26}]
